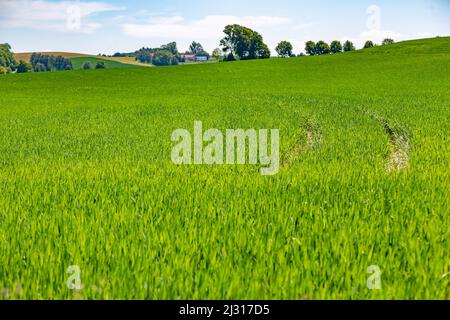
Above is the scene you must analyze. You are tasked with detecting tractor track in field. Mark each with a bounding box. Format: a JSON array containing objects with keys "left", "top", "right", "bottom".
[
  {"left": 284, "top": 118, "right": 322, "bottom": 164},
  {"left": 384, "top": 121, "right": 411, "bottom": 171},
  {"left": 364, "top": 109, "right": 411, "bottom": 172}
]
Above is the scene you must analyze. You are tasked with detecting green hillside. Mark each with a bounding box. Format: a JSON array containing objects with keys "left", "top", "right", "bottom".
[
  {"left": 0, "top": 37, "right": 449, "bottom": 300},
  {"left": 70, "top": 56, "right": 136, "bottom": 69},
  {"left": 355, "top": 36, "right": 450, "bottom": 55}
]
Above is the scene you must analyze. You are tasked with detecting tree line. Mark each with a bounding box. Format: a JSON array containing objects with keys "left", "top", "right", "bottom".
[
  {"left": 1, "top": 24, "right": 397, "bottom": 74},
  {"left": 0, "top": 43, "right": 34, "bottom": 74},
  {"left": 134, "top": 42, "right": 180, "bottom": 66},
  {"left": 0, "top": 45, "right": 75, "bottom": 74},
  {"left": 216, "top": 25, "right": 394, "bottom": 59},
  {"left": 116, "top": 41, "right": 211, "bottom": 66},
  {"left": 30, "top": 53, "right": 73, "bottom": 72},
  {"left": 217, "top": 25, "right": 394, "bottom": 59},
  {"left": 287, "top": 38, "right": 394, "bottom": 57},
  {"left": 81, "top": 61, "right": 107, "bottom": 70},
  {"left": 112, "top": 24, "right": 271, "bottom": 65}
]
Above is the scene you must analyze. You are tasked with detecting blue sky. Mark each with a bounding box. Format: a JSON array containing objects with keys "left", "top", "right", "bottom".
[{"left": 0, "top": 0, "right": 448, "bottom": 54}]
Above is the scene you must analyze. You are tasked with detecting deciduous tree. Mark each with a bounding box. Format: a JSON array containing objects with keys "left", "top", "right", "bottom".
[
  {"left": 315, "top": 41, "right": 330, "bottom": 55},
  {"left": 364, "top": 40, "right": 375, "bottom": 49},
  {"left": 305, "top": 41, "right": 316, "bottom": 55},
  {"left": 220, "top": 24, "right": 271, "bottom": 60},
  {"left": 152, "top": 50, "right": 178, "bottom": 66},
  {"left": 95, "top": 61, "right": 106, "bottom": 69},
  {"left": 343, "top": 40, "right": 356, "bottom": 52},
  {"left": 275, "top": 41, "right": 293, "bottom": 57},
  {"left": 82, "top": 61, "right": 93, "bottom": 70},
  {"left": 330, "top": 40, "right": 343, "bottom": 53},
  {"left": 16, "top": 60, "right": 31, "bottom": 73}
]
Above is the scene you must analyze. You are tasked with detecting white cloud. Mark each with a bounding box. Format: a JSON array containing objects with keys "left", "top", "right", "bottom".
[
  {"left": 122, "top": 15, "right": 295, "bottom": 52},
  {"left": 0, "top": 0, "right": 124, "bottom": 33},
  {"left": 359, "top": 29, "right": 408, "bottom": 41},
  {"left": 123, "top": 15, "right": 292, "bottom": 38}
]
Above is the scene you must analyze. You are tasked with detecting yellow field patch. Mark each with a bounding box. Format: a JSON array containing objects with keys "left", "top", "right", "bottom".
[{"left": 14, "top": 52, "right": 152, "bottom": 67}]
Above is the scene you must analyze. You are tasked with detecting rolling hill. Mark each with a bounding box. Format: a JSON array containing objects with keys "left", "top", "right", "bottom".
[
  {"left": 1, "top": 37, "right": 449, "bottom": 300},
  {"left": 14, "top": 51, "right": 152, "bottom": 68},
  {"left": 70, "top": 57, "right": 135, "bottom": 70}
]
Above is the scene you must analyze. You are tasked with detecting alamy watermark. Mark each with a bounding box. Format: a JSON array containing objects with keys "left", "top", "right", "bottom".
[
  {"left": 66, "top": 5, "right": 81, "bottom": 31},
  {"left": 66, "top": 265, "right": 82, "bottom": 290},
  {"left": 367, "top": 265, "right": 382, "bottom": 290},
  {"left": 366, "top": 5, "right": 381, "bottom": 31},
  {"left": 171, "top": 121, "right": 280, "bottom": 175}
]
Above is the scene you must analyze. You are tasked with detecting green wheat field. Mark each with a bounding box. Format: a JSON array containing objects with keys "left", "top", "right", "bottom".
[{"left": 0, "top": 37, "right": 449, "bottom": 299}]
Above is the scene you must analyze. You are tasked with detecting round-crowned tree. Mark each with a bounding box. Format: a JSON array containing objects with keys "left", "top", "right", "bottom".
[
  {"left": 364, "top": 40, "right": 375, "bottom": 49},
  {"left": 343, "top": 40, "right": 355, "bottom": 52},
  {"left": 305, "top": 41, "right": 316, "bottom": 55},
  {"left": 330, "top": 40, "right": 343, "bottom": 53},
  {"left": 95, "top": 61, "right": 106, "bottom": 69},
  {"left": 275, "top": 41, "right": 293, "bottom": 58},
  {"left": 315, "top": 41, "right": 330, "bottom": 55},
  {"left": 82, "top": 61, "right": 93, "bottom": 70},
  {"left": 211, "top": 48, "right": 223, "bottom": 60},
  {"left": 16, "top": 60, "right": 31, "bottom": 73},
  {"left": 382, "top": 38, "right": 395, "bottom": 45},
  {"left": 220, "top": 24, "right": 271, "bottom": 60}
]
